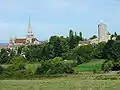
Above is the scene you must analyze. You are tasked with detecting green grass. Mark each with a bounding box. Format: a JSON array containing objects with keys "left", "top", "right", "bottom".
[
  {"left": 1, "top": 63, "right": 40, "bottom": 73},
  {"left": 1, "top": 60, "right": 120, "bottom": 90},
  {"left": 0, "top": 74, "right": 120, "bottom": 90},
  {"left": 75, "top": 59, "right": 105, "bottom": 72}
]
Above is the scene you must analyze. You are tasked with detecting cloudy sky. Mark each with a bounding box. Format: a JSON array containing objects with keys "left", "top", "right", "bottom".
[{"left": 0, "top": 0, "right": 120, "bottom": 43}]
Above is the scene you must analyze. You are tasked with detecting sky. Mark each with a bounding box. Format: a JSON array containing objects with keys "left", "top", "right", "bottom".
[{"left": 0, "top": 0, "right": 120, "bottom": 43}]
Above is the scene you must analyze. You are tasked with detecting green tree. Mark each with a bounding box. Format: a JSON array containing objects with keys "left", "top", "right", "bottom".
[
  {"left": 110, "top": 34, "right": 114, "bottom": 40},
  {"left": 59, "top": 36, "right": 69, "bottom": 53},
  {"left": 23, "top": 45, "right": 42, "bottom": 62},
  {"left": 114, "top": 32, "right": 117, "bottom": 37},
  {"left": 116, "top": 35, "right": 120, "bottom": 40},
  {"left": 74, "top": 45, "right": 94, "bottom": 62},
  {"left": 89, "top": 35, "right": 97, "bottom": 40},
  {"left": 93, "top": 42, "right": 106, "bottom": 59},
  {"left": 49, "top": 36, "right": 62, "bottom": 57},
  {"left": 68, "top": 29, "right": 75, "bottom": 49},
  {"left": 0, "top": 48, "right": 10, "bottom": 64},
  {"left": 102, "top": 40, "right": 114, "bottom": 59},
  {"left": 17, "top": 46, "right": 24, "bottom": 55},
  {"left": 10, "top": 56, "right": 26, "bottom": 71},
  {"left": 79, "top": 32, "right": 82, "bottom": 41},
  {"left": 74, "top": 32, "right": 80, "bottom": 47},
  {"left": 103, "top": 40, "right": 120, "bottom": 61}
]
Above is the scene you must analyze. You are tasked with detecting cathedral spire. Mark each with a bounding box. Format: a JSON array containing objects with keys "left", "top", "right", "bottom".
[
  {"left": 28, "top": 15, "right": 32, "bottom": 33},
  {"left": 9, "top": 35, "right": 12, "bottom": 41}
]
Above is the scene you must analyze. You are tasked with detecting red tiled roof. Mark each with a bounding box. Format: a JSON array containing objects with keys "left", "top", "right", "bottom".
[{"left": 14, "top": 38, "right": 26, "bottom": 43}]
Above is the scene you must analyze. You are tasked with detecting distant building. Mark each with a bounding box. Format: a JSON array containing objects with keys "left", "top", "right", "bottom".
[
  {"left": 98, "top": 22, "right": 110, "bottom": 42},
  {"left": 78, "top": 21, "right": 111, "bottom": 46},
  {"left": 8, "top": 16, "right": 40, "bottom": 49},
  {"left": 78, "top": 41, "right": 90, "bottom": 46}
]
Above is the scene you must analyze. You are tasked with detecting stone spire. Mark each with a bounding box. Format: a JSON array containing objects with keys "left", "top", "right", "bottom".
[
  {"left": 8, "top": 35, "right": 13, "bottom": 49},
  {"left": 9, "top": 35, "right": 12, "bottom": 41},
  {"left": 28, "top": 15, "right": 32, "bottom": 33}
]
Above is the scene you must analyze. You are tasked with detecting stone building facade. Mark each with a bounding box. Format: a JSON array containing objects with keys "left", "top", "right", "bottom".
[
  {"left": 78, "top": 21, "right": 111, "bottom": 46},
  {"left": 8, "top": 16, "right": 40, "bottom": 49}
]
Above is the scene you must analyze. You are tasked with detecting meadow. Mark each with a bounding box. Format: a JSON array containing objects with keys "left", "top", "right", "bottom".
[
  {"left": 75, "top": 59, "right": 105, "bottom": 72},
  {"left": 1, "top": 59, "right": 120, "bottom": 90},
  {"left": 0, "top": 74, "right": 120, "bottom": 90}
]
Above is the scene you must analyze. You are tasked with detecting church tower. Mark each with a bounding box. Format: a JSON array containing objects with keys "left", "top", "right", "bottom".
[
  {"left": 8, "top": 36, "right": 13, "bottom": 49},
  {"left": 26, "top": 15, "right": 34, "bottom": 43}
]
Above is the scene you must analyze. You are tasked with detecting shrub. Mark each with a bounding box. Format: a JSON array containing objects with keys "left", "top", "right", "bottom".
[
  {"left": 102, "top": 60, "right": 113, "bottom": 72},
  {"left": 35, "top": 57, "right": 75, "bottom": 75},
  {"left": 95, "top": 75, "right": 120, "bottom": 80},
  {"left": 112, "top": 61, "right": 120, "bottom": 71},
  {"left": 93, "top": 68, "right": 97, "bottom": 74},
  {"left": 10, "top": 56, "right": 26, "bottom": 71},
  {"left": 50, "top": 57, "right": 63, "bottom": 65},
  {"left": 0, "top": 66, "right": 4, "bottom": 74}
]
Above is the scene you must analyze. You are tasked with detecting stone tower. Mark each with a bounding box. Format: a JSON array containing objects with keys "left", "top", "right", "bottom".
[
  {"left": 8, "top": 36, "right": 13, "bottom": 49},
  {"left": 98, "top": 22, "right": 108, "bottom": 42},
  {"left": 26, "top": 15, "right": 34, "bottom": 44}
]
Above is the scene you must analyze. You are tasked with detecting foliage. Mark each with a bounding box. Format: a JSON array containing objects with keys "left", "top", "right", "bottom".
[
  {"left": 0, "top": 66, "right": 4, "bottom": 74},
  {"left": 10, "top": 56, "right": 26, "bottom": 70},
  {"left": 116, "top": 35, "right": 120, "bottom": 40},
  {"left": 102, "top": 60, "right": 113, "bottom": 72},
  {"left": 102, "top": 40, "right": 120, "bottom": 71},
  {"left": 62, "top": 50, "right": 76, "bottom": 60},
  {"left": 36, "top": 57, "right": 74, "bottom": 75},
  {"left": 79, "top": 32, "right": 83, "bottom": 41},
  {"left": 0, "top": 48, "right": 10, "bottom": 64},
  {"left": 102, "top": 40, "right": 115, "bottom": 59},
  {"left": 93, "top": 42, "right": 106, "bottom": 59},
  {"left": 49, "top": 36, "right": 62, "bottom": 57},
  {"left": 103, "top": 40, "right": 120, "bottom": 61},
  {"left": 74, "top": 45, "right": 94, "bottom": 63},
  {"left": 89, "top": 35, "right": 97, "bottom": 40}
]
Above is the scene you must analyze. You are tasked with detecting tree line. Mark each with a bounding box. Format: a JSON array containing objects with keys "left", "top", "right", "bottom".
[{"left": 0, "top": 30, "right": 120, "bottom": 78}]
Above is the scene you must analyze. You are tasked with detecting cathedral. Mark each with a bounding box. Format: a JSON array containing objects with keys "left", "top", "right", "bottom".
[{"left": 8, "top": 16, "right": 40, "bottom": 49}]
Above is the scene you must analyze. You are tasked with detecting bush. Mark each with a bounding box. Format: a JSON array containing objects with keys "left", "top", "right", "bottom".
[
  {"left": 112, "top": 61, "right": 120, "bottom": 71},
  {"left": 93, "top": 68, "right": 97, "bottom": 74},
  {"left": 0, "top": 66, "right": 4, "bottom": 74},
  {"left": 102, "top": 60, "right": 113, "bottom": 72},
  {"left": 35, "top": 57, "right": 75, "bottom": 75},
  {"left": 95, "top": 75, "right": 120, "bottom": 80},
  {"left": 10, "top": 56, "right": 26, "bottom": 71}
]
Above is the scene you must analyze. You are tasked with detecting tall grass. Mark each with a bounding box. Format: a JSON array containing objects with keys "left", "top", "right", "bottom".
[{"left": 75, "top": 59, "right": 105, "bottom": 72}]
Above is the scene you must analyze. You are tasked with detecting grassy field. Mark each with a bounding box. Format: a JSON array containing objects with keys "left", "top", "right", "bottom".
[
  {"left": 1, "top": 60, "right": 120, "bottom": 90},
  {"left": 75, "top": 59, "right": 105, "bottom": 72},
  {"left": 0, "top": 74, "right": 120, "bottom": 90}
]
